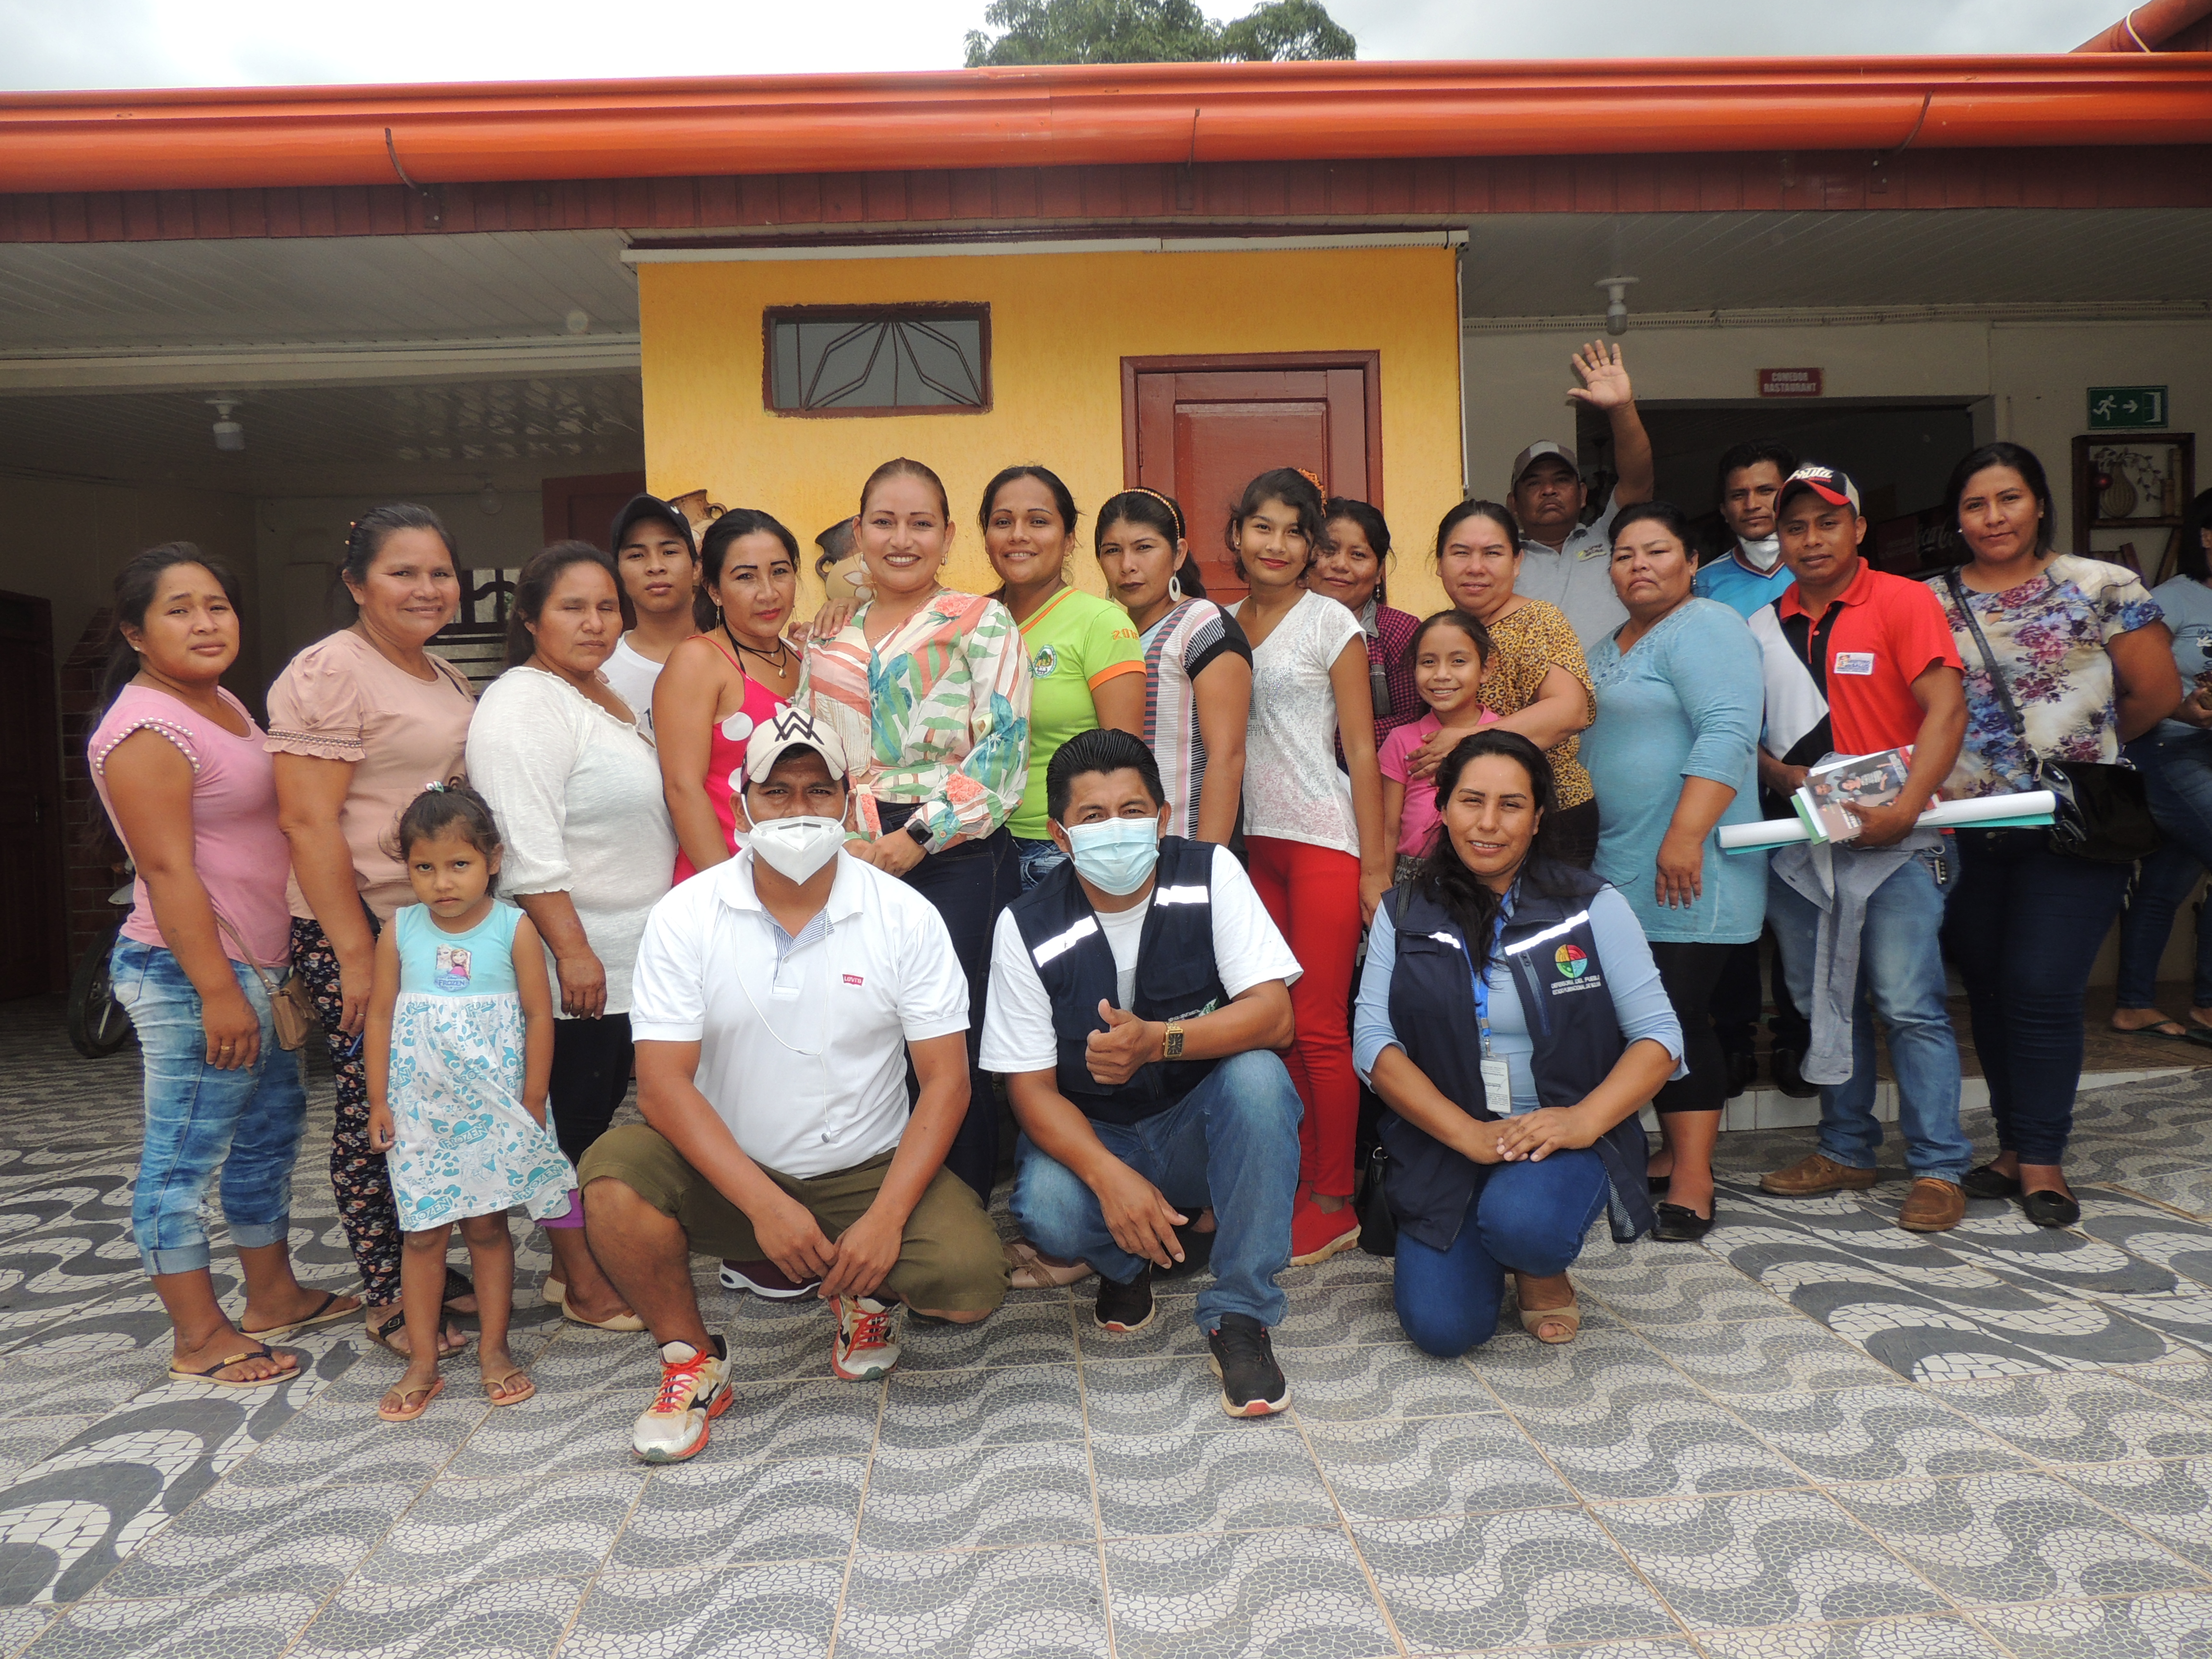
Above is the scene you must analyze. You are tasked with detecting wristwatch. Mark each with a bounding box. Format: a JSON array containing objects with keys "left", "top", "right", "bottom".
[
  {"left": 902, "top": 817, "right": 933, "bottom": 849},
  {"left": 1162, "top": 1022, "right": 1186, "bottom": 1060}
]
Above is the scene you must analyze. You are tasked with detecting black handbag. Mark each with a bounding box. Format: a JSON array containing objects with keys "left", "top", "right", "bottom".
[
  {"left": 1942, "top": 569, "right": 2160, "bottom": 865},
  {"left": 1356, "top": 1142, "right": 1397, "bottom": 1258}
]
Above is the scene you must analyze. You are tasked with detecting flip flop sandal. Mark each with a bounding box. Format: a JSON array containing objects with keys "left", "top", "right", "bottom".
[
  {"left": 543, "top": 1277, "right": 646, "bottom": 1331},
  {"left": 2114, "top": 1021, "right": 2194, "bottom": 1043},
  {"left": 484, "top": 1370, "right": 536, "bottom": 1407},
  {"left": 366, "top": 1309, "right": 469, "bottom": 1358},
  {"left": 1517, "top": 1299, "right": 1581, "bottom": 1345},
  {"left": 240, "top": 1289, "right": 358, "bottom": 1342},
  {"left": 2186, "top": 1023, "right": 2212, "bottom": 1051},
  {"left": 1003, "top": 1238, "right": 1093, "bottom": 1290},
  {"left": 169, "top": 1345, "right": 300, "bottom": 1388},
  {"left": 377, "top": 1377, "right": 446, "bottom": 1422}
]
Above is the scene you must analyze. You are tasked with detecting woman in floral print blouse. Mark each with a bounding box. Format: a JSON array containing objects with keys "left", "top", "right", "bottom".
[
  {"left": 807, "top": 457, "right": 1032, "bottom": 1201},
  {"left": 1932, "top": 441, "right": 2179, "bottom": 1229}
]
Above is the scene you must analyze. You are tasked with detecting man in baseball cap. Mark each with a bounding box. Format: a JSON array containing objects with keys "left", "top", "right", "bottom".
[
  {"left": 1745, "top": 459, "right": 1972, "bottom": 1235},
  {"left": 579, "top": 703, "right": 1008, "bottom": 1465},
  {"left": 1504, "top": 341, "right": 1656, "bottom": 648}
]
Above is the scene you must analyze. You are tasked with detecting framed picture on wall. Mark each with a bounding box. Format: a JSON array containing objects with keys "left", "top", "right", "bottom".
[{"left": 2074, "top": 434, "right": 2195, "bottom": 582}]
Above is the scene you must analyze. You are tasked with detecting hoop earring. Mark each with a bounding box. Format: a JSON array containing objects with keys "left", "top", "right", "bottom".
[{"left": 1167, "top": 577, "right": 1183, "bottom": 603}]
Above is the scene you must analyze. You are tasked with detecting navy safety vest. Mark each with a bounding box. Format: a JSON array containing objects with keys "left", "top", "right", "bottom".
[
  {"left": 1008, "top": 835, "right": 1230, "bottom": 1126},
  {"left": 1380, "top": 861, "right": 1656, "bottom": 1251}
]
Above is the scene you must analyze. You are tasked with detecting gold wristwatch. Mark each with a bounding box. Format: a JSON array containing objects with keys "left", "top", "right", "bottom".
[{"left": 1162, "top": 1022, "right": 1186, "bottom": 1060}]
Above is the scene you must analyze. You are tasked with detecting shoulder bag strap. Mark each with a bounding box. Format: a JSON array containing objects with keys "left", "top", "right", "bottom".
[
  {"left": 208, "top": 908, "right": 282, "bottom": 999},
  {"left": 1942, "top": 569, "right": 2039, "bottom": 759}
]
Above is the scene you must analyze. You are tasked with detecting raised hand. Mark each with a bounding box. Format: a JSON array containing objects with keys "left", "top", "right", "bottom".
[{"left": 1567, "top": 341, "right": 1634, "bottom": 411}]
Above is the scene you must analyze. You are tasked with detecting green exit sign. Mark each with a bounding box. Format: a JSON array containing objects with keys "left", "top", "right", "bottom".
[{"left": 2089, "top": 386, "right": 2168, "bottom": 430}]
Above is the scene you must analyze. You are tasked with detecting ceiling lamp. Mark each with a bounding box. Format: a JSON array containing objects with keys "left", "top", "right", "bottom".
[
  {"left": 1595, "top": 275, "right": 1639, "bottom": 337},
  {"left": 207, "top": 394, "right": 245, "bottom": 452}
]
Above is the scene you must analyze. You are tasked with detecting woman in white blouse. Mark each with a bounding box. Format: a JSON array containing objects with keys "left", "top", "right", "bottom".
[
  {"left": 1226, "top": 467, "right": 1389, "bottom": 1268},
  {"left": 467, "top": 541, "right": 675, "bottom": 1331}
]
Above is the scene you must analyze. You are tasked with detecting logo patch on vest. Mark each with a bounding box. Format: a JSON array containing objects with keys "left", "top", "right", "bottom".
[{"left": 1554, "top": 944, "right": 1587, "bottom": 980}]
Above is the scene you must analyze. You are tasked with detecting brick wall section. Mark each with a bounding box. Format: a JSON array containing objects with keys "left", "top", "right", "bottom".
[{"left": 60, "top": 610, "right": 123, "bottom": 974}]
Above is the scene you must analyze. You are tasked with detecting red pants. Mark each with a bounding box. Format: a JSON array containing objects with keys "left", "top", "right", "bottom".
[{"left": 1246, "top": 836, "right": 1363, "bottom": 1198}]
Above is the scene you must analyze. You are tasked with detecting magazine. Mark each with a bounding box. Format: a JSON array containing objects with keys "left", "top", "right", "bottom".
[{"left": 1793, "top": 747, "right": 1913, "bottom": 844}]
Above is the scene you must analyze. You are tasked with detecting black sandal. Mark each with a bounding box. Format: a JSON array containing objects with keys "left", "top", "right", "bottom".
[{"left": 1653, "top": 1202, "right": 1716, "bottom": 1242}]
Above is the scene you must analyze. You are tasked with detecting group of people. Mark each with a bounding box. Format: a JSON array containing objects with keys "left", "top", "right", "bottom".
[{"left": 88, "top": 336, "right": 2212, "bottom": 1454}]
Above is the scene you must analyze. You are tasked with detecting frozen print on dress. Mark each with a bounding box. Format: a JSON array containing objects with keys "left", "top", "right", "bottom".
[{"left": 434, "top": 944, "right": 472, "bottom": 993}]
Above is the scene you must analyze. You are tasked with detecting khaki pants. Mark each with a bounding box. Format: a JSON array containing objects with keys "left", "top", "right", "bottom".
[{"left": 578, "top": 1124, "right": 1008, "bottom": 1314}]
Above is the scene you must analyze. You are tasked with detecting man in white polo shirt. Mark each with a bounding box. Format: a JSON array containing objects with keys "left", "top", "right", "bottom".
[
  {"left": 1507, "top": 339, "right": 1656, "bottom": 648},
  {"left": 579, "top": 708, "right": 1008, "bottom": 1464}
]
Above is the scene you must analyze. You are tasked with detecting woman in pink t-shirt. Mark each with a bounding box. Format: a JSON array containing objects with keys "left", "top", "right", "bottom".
[
  {"left": 267, "top": 505, "right": 477, "bottom": 1360},
  {"left": 1379, "top": 609, "right": 1503, "bottom": 882},
  {"left": 92, "top": 545, "right": 361, "bottom": 1387}
]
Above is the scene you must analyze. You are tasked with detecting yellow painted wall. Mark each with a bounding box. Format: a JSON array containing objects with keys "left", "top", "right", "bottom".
[{"left": 638, "top": 245, "right": 1464, "bottom": 613}]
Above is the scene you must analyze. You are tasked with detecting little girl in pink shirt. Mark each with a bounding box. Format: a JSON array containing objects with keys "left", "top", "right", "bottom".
[{"left": 1378, "top": 610, "right": 1502, "bottom": 880}]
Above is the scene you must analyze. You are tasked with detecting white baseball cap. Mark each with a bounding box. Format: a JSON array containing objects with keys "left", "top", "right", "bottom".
[{"left": 741, "top": 706, "right": 850, "bottom": 785}]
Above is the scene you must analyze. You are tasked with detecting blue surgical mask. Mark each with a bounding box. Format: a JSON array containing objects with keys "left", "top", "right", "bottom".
[{"left": 1061, "top": 817, "right": 1161, "bottom": 896}]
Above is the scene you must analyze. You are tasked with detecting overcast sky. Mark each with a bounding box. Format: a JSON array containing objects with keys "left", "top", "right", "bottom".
[{"left": 0, "top": 0, "right": 2131, "bottom": 92}]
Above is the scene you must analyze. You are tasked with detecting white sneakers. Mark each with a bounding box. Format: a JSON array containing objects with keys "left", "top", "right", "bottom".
[
  {"left": 630, "top": 1337, "right": 731, "bottom": 1464},
  {"left": 830, "top": 1295, "right": 902, "bottom": 1382}
]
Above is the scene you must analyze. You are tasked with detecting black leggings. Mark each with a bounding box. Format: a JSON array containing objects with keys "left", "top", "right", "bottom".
[
  {"left": 549, "top": 1014, "right": 634, "bottom": 1166},
  {"left": 1647, "top": 941, "right": 1733, "bottom": 1115}
]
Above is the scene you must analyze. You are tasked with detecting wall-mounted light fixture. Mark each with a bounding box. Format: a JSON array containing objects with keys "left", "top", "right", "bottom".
[
  {"left": 208, "top": 394, "right": 245, "bottom": 452},
  {"left": 478, "top": 477, "right": 502, "bottom": 516},
  {"left": 1595, "top": 276, "right": 1639, "bottom": 337}
]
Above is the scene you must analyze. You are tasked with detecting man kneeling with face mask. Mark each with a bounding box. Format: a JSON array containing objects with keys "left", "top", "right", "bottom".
[
  {"left": 578, "top": 707, "right": 1008, "bottom": 1465},
  {"left": 982, "top": 729, "right": 1305, "bottom": 1418}
]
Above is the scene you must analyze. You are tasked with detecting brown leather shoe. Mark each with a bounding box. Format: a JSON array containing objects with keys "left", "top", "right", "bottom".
[
  {"left": 1898, "top": 1178, "right": 1966, "bottom": 1233},
  {"left": 1759, "top": 1153, "right": 1878, "bottom": 1197}
]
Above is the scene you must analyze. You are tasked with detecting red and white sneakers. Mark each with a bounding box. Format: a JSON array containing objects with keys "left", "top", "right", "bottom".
[
  {"left": 631, "top": 1337, "right": 731, "bottom": 1464},
  {"left": 1289, "top": 1193, "right": 1361, "bottom": 1265},
  {"left": 830, "top": 1295, "right": 903, "bottom": 1381}
]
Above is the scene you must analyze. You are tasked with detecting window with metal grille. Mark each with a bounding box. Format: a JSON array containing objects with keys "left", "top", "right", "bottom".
[{"left": 764, "top": 305, "right": 991, "bottom": 415}]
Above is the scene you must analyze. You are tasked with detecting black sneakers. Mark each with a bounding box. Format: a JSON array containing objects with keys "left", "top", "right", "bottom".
[
  {"left": 1094, "top": 1266, "right": 1155, "bottom": 1334},
  {"left": 1207, "top": 1312, "right": 1289, "bottom": 1417}
]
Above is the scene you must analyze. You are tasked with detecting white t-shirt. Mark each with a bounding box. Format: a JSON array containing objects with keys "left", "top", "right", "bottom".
[
  {"left": 601, "top": 636, "right": 667, "bottom": 736},
  {"left": 979, "top": 844, "right": 1302, "bottom": 1075},
  {"left": 1227, "top": 589, "right": 1365, "bottom": 856},
  {"left": 629, "top": 850, "right": 969, "bottom": 1178},
  {"left": 1515, "top": 488, "right": 1628, "bottom": 649}
]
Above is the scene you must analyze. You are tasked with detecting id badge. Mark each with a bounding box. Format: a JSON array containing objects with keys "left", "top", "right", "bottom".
[{"left": 1480, "top": 1056, "right": 1512, "bottom": 1114}]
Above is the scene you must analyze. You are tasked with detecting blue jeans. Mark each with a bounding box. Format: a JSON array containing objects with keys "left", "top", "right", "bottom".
[
  {"left": 1013, "top": 835, "right": 1069, "bottom": 892},
  {"left": 1943, "top": 828, "right": 2129, "bottom": 1165},
  {"left": 1767, "top": 850, "right": 1971, "bottom": 1182},
  {"left": 113, "top": 940, "right": 308, "bottom": 1277},
  {"left": 2119, "top": 730, "right": 2212, "bottom": 1009},
  {"left": 1392, "top": 1149, "right": 1610, "bottom": 1358},
  {"left": 1010, "top": 1049, "right": 1302, "bottom": 1332}
]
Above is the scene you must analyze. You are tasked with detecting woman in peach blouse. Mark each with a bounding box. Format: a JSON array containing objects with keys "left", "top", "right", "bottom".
[{"left": 267, "top": 505, "right": 478, "bottom": 1360}]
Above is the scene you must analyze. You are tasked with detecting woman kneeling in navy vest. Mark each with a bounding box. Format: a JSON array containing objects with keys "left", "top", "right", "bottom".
[{"left": 1354, "top": 730, "right": 1683, "bottom": 1354}]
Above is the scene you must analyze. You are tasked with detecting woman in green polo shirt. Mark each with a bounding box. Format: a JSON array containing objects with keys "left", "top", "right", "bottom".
[{"left": 981, "top": 466, "right": 1149, "bottom": 889}]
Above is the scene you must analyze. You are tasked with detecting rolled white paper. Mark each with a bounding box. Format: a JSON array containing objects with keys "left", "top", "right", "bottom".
[{"left": 1718, "top": 791, "right": 2057, "bottom": 853}]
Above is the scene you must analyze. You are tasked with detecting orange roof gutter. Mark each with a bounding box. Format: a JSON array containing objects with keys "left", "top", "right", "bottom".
[
  {"left": 2076, "top": 0, "right": 2212, "bottom": 49},
  {"left": 2, "top": 57, "right": 2209, "bottom": 196}
]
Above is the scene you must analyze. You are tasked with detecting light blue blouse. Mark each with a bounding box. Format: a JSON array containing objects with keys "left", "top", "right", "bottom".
[
  {"left": 1582, "top": 598, "right": 1766, "bottom": 945},
  {"left": 1354, "top": 882, "right": 1684, "bottom": 1113}
]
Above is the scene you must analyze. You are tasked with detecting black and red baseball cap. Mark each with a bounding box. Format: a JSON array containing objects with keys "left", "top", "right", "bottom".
[{"left": 1776, "top": 464, "right": 1863, "bottom": 516}]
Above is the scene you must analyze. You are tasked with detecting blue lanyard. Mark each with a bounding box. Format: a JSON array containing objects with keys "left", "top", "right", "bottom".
[{"left": 1470, "top": 899, "right": 1511, "bottom": 1058}]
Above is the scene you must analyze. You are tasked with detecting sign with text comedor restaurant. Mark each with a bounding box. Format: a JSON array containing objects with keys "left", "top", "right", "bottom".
[
  {"left": 2088, "top": 386, "right": 2168, "bottom": 430},
  {"left": 1758, "top": 368, "right": 1823, "bottom": 398}
]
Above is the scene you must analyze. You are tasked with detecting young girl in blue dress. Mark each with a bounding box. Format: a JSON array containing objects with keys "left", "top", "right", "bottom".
[{"left": 367, "top": 785, "right": 573, "bottom": 1421}]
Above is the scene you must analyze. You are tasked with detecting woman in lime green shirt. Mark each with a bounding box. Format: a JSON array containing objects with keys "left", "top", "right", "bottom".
[{"left": 982, "top": 466, "right": 1148, "bottom": 889}]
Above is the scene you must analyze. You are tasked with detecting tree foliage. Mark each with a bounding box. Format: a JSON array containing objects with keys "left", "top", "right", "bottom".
[{"left": 963, "top": 0, "right": 1355, "bottom": 68}]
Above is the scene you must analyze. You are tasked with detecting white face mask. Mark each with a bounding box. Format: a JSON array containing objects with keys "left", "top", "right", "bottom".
[
  {"left": 749, "top": 815, "right": 845, "bottom": 883},
  {"left": 1740, "top": 535, "right": 1783, "bottom": 573}
]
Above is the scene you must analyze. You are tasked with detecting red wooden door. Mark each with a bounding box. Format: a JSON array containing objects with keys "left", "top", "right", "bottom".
[
  {"left": 0, "top": 591, "right": 66, "bottom": 998},
  {"left": 541, "top": 471, "right": 649, "bottom": 552},
  {"left": 1124, "top": 354, "right": 1381, "bottom": 601}
]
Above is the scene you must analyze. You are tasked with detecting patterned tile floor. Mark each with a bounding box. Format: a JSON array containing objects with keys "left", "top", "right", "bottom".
[{"left": 12, "top": 1003, "right": 2212, "bottom": 1658}]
